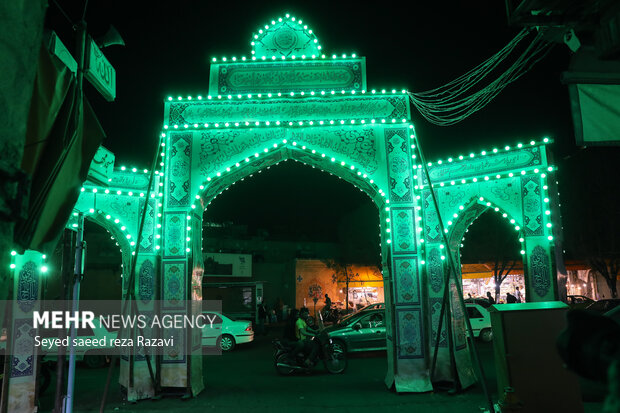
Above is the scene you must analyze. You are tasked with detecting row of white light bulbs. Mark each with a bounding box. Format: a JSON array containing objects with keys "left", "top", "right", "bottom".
[
  {"left": 415, "top": 167, "right": 555, "bottom": 189},
  {"left": 81, "top": 186, "right": 164, "bottom": 198},
  {"left": 192, "top": 139, "right": 388, "bottom": 202},
  {"left": 407, "top": 127, "right": 555, "bottom": 254},
  {"left": 420, "top": 138, "right": 551, "bottom": 168},
  {"left": 71, "top": 199, "right": 166, "bottom": 253},
  {"left": 163, "top": 118, "right": 409, "bottom": 132},
  {"left": 9, "top": 250, "right": 48, "bottom": 272},
  {"left": 82, "top": 148, "right": 166, "bottom": 197},
  {"left": 83, "top": 133, "right": 552, "bottom": 264},
  {"left": 416, "top": 188, "right": 554, "bottom": 264},
  {"left": 188, "top": 139, "right": 394, "bottom": 247},
  {"left": 212, "top": 53, "right": 360, "bottom": 62},
  {"left": 167, "top": 89, "right": 406, "bottom": 102},
  {"left": 196, "top": 158, "right": 393, "bottom": 260}
]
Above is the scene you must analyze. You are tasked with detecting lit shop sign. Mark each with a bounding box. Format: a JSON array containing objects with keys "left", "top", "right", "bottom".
[{"left": 84, "top": 37, "right": 116, "bottom": 101}]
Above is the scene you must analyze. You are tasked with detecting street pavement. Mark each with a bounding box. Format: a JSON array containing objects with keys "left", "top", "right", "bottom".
[{"left": 38, "top": 325, "right": 606, "bottom": 412}]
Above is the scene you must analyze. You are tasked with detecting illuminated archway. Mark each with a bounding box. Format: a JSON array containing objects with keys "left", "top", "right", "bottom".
[{"left": 61, "top": 11, "right": 561, "bottom": 400}]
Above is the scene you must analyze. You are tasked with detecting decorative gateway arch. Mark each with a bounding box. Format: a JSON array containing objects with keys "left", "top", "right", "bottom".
[{"left": 66, "top": 13, "right": 559, "bottom": 400}]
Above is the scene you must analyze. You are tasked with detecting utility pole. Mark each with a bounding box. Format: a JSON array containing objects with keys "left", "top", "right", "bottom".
[
  {"left": 345, "top": 264, "right": 349, "bottom": 313},
  {"left": 63, "top": 211, "right": 85, "bottom": 413},
  {"left": 61, "top": 14, "right": 87, "bottom": 411}
]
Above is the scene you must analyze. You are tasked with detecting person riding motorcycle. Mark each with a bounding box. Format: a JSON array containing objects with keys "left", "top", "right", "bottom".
[
  {"left": 295, "top": 307, "right": 319, "bottom": 366},
  {"left": 324, "top": 294, "right": 332, "bottom": 311}
]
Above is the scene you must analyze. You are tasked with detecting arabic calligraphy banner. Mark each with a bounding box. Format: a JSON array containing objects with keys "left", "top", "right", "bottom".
[{"left": 209, "top": 59, "right": 366, "bottom": 94}]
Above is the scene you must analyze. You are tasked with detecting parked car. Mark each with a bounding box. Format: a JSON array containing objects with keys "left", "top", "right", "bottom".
[
  {"left": 336, "top": 302, "right": 385, "bottom": 324},
  {"left": 466, "top": 303, "right": 493, "bottom": 342},
  {"left": 586, "top": 299, "right": 620, "bottom": 313},
  {"left": 464, "top": 298, "right": 492, "bottom": 308},
  {"left": 605, "top": 305, "right": 620, "bottom": 325},
  {"left": 357, "top": 302, "right": 385, "bottom": 312},
  {"left": 325, "top": 309, "right": 386, "bottom": 354},
  {"left": 201, "top": 312, "right": 254, "bottom": 351},
  {"left": 326, "top": 302, "right": 493, "bottom": 354},
  {"left": 567, "top": 295, "right": 595, "bottom": 309}
]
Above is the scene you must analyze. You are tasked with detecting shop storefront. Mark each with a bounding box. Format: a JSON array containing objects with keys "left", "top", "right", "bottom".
[
  {"left": 295, "top": 259, "right": 384, "bottom": 315},
  {"left": 461, "top": 261, "right": 600, "bottom": 302}
]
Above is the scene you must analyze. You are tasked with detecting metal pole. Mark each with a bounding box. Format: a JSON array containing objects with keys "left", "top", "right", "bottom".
[
  {"left": 345, "top": 264, "right": 349, "bottom": 313},
  {"left": 62, "top": 15, "right": 87, "bottom": 411},
  {"left": 63, "top": 213, "right": 85, "bottom": 413},
  {"left": 53, "top": 229, "right": 74, "bottom": 413}
]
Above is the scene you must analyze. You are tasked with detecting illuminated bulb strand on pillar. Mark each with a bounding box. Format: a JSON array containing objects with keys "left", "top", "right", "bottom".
[{"left": 8, "top": 250, "right": 49, "bottom": 273}]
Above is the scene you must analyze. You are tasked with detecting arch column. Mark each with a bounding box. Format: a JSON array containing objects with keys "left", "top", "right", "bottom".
[
  {"left": 5, "top": 250, "right": 44, "bottom": 413},
  {"left": 120, "top": 196, "right": 160, "bottom": 401},
  {"left": 421, "top": 189, "right": 477, "bottom": 389},
  {"left": 72, "top": 190, "right": 161, "bottom": 400},
  {"left": 520, "top": 174, "right": 557, "bottom": 301},
  {"left": 160, "top": 131, "right": 203, "bottom": 395},
  {"left": 522, "top": 236, "right": 557, "bottom": 301},
  {"left": 382, "top": 127, "right": 432, "bottom": 392}
]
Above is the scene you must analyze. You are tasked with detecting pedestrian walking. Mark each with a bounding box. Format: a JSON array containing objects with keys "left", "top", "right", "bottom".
[
  {"left": 258, "top": 302, "right": 267, "bottom": 334},
  {"left": 515, "top": 286, "right": 522, "bottom": 303}
]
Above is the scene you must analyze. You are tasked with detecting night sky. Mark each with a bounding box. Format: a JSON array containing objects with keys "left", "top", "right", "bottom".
[{"left": 46, "top": 1, "right": 583, "bottom": 252}]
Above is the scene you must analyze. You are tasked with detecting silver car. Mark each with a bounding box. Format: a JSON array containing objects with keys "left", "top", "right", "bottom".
[{"left": 325, "top": 309, "right": 386, "bottom": 353}]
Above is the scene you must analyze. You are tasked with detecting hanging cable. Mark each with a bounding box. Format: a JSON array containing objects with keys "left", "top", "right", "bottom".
[{"left": 409, "top": 29, "right": 554, "bottom": 126}]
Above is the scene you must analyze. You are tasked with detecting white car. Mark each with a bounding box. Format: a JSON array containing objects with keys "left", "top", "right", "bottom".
[
  {"left": 466, "top": 303, "right": 493, "bottom": 342},
  {"left": 201, "top": 312, "right": 254, "bottom": 351}
]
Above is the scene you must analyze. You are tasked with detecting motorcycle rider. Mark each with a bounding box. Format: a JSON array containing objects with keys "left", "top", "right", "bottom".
[{"left": 295, "top": 307, "right": 319, "bottom": 366}]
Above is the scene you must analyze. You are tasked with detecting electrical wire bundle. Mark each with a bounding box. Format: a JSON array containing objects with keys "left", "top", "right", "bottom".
[{"left": 408, "top": 28, "right": 555, "bottom": 126}]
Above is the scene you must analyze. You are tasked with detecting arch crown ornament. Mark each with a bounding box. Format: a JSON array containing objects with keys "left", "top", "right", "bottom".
[{"left": 251, "top": 14, "right": 321, "bottom": 58}]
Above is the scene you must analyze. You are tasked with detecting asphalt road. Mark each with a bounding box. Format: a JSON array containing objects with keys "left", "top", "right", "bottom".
[{"left": 37, "top": 326, "right": 605, "bottom": 412}]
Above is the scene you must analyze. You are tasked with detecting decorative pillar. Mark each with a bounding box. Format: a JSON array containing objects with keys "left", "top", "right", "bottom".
[
  {"left": 5, "top": 250, "right": 44, "bottom": 413},
  {"left": 422, "top": 190, "right": 476, "bottom": 389},
  {"left": 124, "top": 195, "right": 159, "bottom": 401},
  {"left": 160, "top": 130, "right": 202, "bottom": 395},
  {"left": 521, "top": 174, "right": 557, "bottom": 301},
  {"left": 383, "top": 127, "right": 431, "bottom": 392}
]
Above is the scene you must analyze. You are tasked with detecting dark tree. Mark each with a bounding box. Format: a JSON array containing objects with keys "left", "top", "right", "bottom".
[{"left": 561, "top": 148, "right": 620, "bottom": 298}]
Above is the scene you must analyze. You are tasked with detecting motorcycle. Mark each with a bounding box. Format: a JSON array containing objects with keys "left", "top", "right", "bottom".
[
  {"left": 273, "top": 330, "right": 347, "bottom": 375},
  {"left": 321, "top": 307, "right": 341, "bottom": 324}
]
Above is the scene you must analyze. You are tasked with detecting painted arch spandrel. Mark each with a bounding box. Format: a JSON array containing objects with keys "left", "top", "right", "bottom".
[
  {"left": 434, "top": 178, "right": 524, "bottom": 231},
  {"left": 179, "top": 126, "right": 392, "bottom": 204}
]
